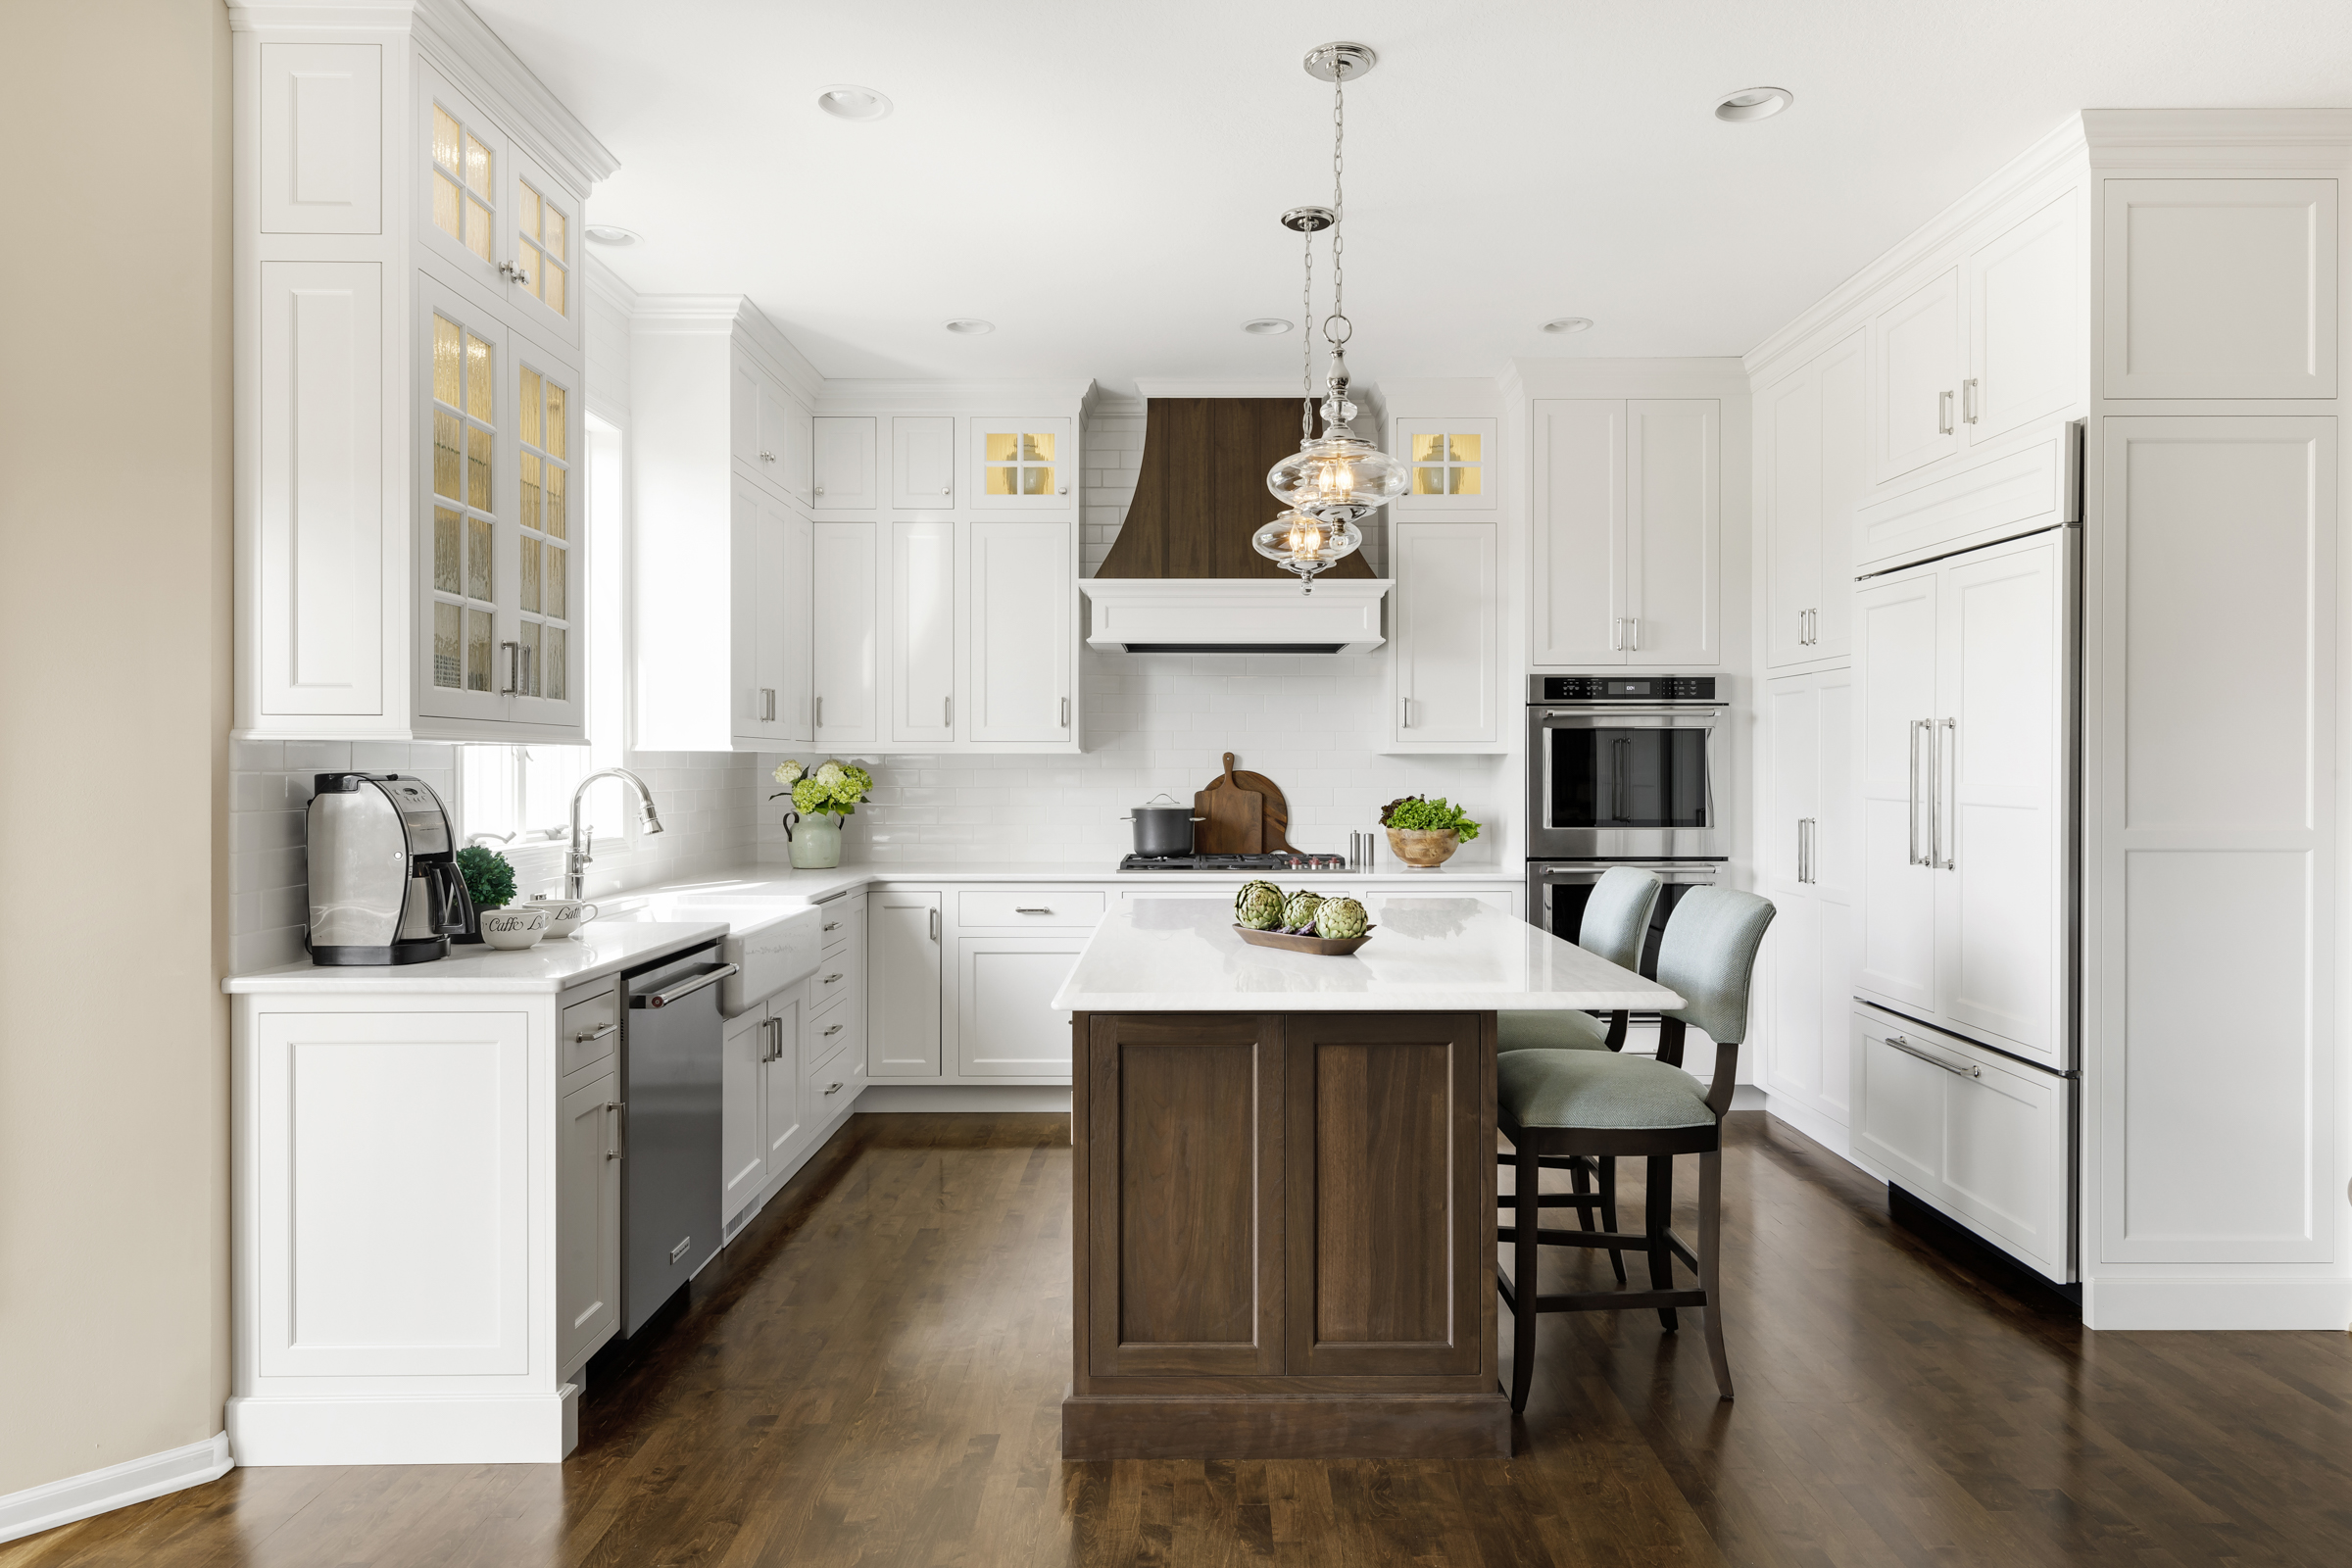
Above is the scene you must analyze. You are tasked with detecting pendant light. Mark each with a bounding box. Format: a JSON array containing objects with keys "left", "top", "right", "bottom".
[
  {"left": 1253, "top": 202, "right": 1363, "bottom": 589},
  {"left": 1264, "top": 42, "right": 1406, "bottom": 547}
]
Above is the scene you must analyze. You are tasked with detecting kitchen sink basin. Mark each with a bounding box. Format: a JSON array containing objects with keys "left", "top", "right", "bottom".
[{"left": 603, "top": 895, "right": 821, "bottom": 1016}]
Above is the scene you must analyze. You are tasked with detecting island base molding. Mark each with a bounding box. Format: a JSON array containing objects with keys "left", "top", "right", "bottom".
[
  {"left": 223, "top": 1387, "right": 578, "bottom": 1466},
  {"left": 1061, "top": 1393, "right": 1511, "bottom": 1461}
]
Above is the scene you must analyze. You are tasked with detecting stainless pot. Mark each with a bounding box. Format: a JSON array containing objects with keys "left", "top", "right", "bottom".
[{"left": 1123, "top": 794, "right": 1204, "bottom": 858}]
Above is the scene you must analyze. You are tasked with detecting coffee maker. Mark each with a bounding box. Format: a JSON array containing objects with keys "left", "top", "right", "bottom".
[{"left": 305, "top": 773, "right": 473, "bottom": 965}]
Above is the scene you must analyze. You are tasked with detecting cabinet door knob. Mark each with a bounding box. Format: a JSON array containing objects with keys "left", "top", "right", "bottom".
[
  {"left": 941, "top": 486, "right": 952, "bottom": 496},
  {"left": 814, "top": 485, "right": 825, "bottom": 495}
]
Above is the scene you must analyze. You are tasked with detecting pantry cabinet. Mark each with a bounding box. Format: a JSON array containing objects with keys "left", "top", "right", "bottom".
[
  {"left": 234, "top": 14, "right": 614, "bottom": 743},
  {"left": 967, "top": 521, "right": 1075, "bottom": 743},
  {"left": 1384, "top": 521, "right": 1502, "bottom": 752},
  {"left": 1758, "top": 668, "right": 1853, "bottom": 1129},
  {"left": 812, "top": 520, "right": 879, "bottom": 744},
  {"left": 890, "top": 521, "right": 957, "bottom": 742},
  {"left": 729, "top": 481, "right": 812, "bottom": 748},
  {"left": 1532, "top": 398, "right": 1721, "bottom": 667},
  {"left": 1761, "top": 332, "right": 1865, "bottom": 669}
]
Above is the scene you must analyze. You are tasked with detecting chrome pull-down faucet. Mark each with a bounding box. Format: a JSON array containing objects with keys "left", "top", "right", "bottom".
[{"left": 566, "top": 767, "right": 664, "bottom": 900}]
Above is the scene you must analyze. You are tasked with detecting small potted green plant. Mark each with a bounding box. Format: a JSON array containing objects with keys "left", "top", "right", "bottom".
[
  {"left": 770, "top": 760, "right": 875, "bottom": 869},
  {"left": 452, "top": 845, "right": 515, "bottom": 944},
  {"left": 1379, "top": 796, "right": 1481, "bottom": 869}
]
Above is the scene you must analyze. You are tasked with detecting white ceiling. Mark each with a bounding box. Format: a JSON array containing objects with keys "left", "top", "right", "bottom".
[{"left": 473, "top": 0, "right": 2352, "bottom": 392}]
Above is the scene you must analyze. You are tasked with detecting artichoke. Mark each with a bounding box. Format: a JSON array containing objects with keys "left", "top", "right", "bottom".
[
  {"left": 1234, "top": 879, "right": 1283, "bottom": 920},
  {"left": 1313, "top": 897, "right": 1370, "bottom": 941},
  {"left": 1235, "top": 883, "right": 1287, "bottom": 930},
  {"left": 1281, "top": 889, "right": 1325, "bottom": 930}
]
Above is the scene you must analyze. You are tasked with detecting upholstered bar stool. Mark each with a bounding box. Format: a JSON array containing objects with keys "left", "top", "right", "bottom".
[
  {"left": 1494, "top": 865, "right": 1663, "bottom": 1277},
  {"left": 1494, "top": 886, "right": 1775, "bottom": 1410}
]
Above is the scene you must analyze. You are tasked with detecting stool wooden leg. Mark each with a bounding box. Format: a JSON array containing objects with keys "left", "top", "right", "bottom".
[
  {"left": 1596, "top": 1156, "right": 1627, "bottom": 1284},
  {"left": 1510, "top": 1138, "right": 1541, "bottom": 1413},
  {"left": 1698, "top": 1148, "right": 1733, "bottom": 1399},
  {"left": 1646, "top": 1154, "right": 1679, "bottom": 1333},
  {"left": 1570, "top": 1155, "right": 1596, "bottom": 1242}
]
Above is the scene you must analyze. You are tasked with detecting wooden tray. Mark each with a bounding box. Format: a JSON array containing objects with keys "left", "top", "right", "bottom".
[{"left": 1233, "top": 923, "right": 1375, "bottom": 956}]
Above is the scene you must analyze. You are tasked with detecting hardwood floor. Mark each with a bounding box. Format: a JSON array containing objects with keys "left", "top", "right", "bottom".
[{"left": 10, "top": 1108, "right": 2352, "bottom": 1566}]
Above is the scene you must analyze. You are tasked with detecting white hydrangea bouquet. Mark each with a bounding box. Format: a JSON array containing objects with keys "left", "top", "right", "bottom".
[{"left": 769, "top": 759, "right": 874, "bottom": 869}]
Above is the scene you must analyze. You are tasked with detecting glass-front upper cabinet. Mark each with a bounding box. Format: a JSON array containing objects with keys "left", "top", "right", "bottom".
[
  {"left": 507, "top": 144, "right": 578, "bottom": 346},
  {"left": 971, "top": 417, "right": 1073, "bottom": 510},
  {"left": 514, "top": 355, "right": 577, "bottom": 716},
  {"left": 419, "top": 70, "right": 508, "bottom": 298},
  {"left": 1393, "top": 416, "right": 1498, "bottom": 513}
]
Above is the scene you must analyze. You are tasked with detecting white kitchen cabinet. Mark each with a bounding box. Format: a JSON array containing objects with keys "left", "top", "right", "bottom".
[
  {"left": 812, "top": 520, "right": 879, "bottom": 744},
  {"left": 760, "top": 988, "right": 807, "bottom": 1167},
  {"left": 1532, "top": 399, "right": 1719, "bottom": 667},
  {"left": 967, "top": 521, "right": 1074, "bottom": 743},
  {"left": 955, "top": 937, "right": 1083, "bottom": 1077},
  {"left": 1851, "top": 1004, "right": 2071, "bottom": 1283},
  {"left": 1759, "top": 668, "right": 1853, "bottom": 1127},
  {"left": 1392, "top": 417, "right": 1496, "bottom": 512},
  {"left": 971, "top": 416, "right": 1073, "bottom": 509},
  {"left": 1385, "top": 521, "right": 1501, "bottom": 751},
  {"left": 728, "top": 481, "right": 811, "bottom": 748},
  {"left": 557, "top": 1068, "right": 620, "bottom": 1372},
  {"left": 869, "top": 890, "right": 944, "bottom": 1077},
  {"left": 890, "top": 521, "right": 956, "bottom": 742},
  {"left": 1762, "top": 330, "right": 1865, "bottom": 668},
  {"left": 235, "top": 18, "right": 611, "bottom": 745},
  {"left": 720, "top": 1008, "right": 768, "bottom": 1219},
  {"left": 1967, "top": 191, "right": 2080, "bottom": 443},
  {"left": 892, "top": 416, "right": 956, "bottom": 508},
  {"left": 1874, "top": 267, "right": 1965, "bottom": 483},
  {"left": 813, "top": 416, "right": 878, "bottom": 508},
  {"left": 1854, "top": 528, "right": 2070, "bottom": 1069},
  {"left": 732, "top": 355, "right": 811, "bottom": 505}
]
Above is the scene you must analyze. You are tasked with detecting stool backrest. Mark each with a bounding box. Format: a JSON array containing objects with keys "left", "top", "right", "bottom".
[
  {"left": 1579, "top": 866, "right": 1663, "bottom": 974},
  {"left": 1655, "top": 887, "right": 1776, "bottom": 1047}
]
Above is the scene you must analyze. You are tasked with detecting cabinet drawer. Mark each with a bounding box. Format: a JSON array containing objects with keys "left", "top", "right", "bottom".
[
  {"left": 957, "top": 889, "right": 1105, "bottom": 929},
  {"left": 809, "top": 956, "right": 858, "bottom": 1013},
  {"left": 807, "top": 1004, "right": 857, "bottom": 1073},
  {"left": 1850, "top": 1005, "right": 2071, "bottom": 1282},
  {"left": 806, "top": 1041, "right": 860, "bottom": 1115},
  {"left": 561, "top": 990, "right": 620, "bottom": 1077},
  {"left": 818, "top": 894, "right": 864, "bottom": 954}
]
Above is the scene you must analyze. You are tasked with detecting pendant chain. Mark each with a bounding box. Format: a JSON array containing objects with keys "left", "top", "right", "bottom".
[
  {"left": 1300, "top": 223, "right": 1315, "bottom": 440},
  {"left": 1328, "top": 62, "right": 1345, "bottom": 337}
]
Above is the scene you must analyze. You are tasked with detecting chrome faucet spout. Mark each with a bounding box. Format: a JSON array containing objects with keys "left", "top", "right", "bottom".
[{"left": 567, "top": 767, "right": 664, "bottom": 900}]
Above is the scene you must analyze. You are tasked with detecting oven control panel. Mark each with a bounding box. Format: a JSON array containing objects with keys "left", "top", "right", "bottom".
[{"left": 1530, "top": 675, "right": 1717, "bottom": 702}]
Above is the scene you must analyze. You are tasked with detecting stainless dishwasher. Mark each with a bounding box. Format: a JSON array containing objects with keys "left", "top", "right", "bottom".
[{"left": 618, "top": 943, "right": 736, "bottom": 1337}]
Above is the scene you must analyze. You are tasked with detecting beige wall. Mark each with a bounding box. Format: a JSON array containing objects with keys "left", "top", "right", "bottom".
[{"left": 0, "top": 0, "right": 232, "bottom": 1496}]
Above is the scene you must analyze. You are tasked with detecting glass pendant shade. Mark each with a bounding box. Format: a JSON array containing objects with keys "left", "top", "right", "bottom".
[
  {"left": 1252, "top": 509, "right": 1362, "bottom": 582},
  {"left": 1267, "top": 432, "right": 1408, "bottom": 523}
]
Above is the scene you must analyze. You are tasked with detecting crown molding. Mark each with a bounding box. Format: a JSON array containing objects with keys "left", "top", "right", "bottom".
[
  {"left": 583, "top": 253, "right": 638, "bottom": 316},
  {"left": 811, "top": 379, "right": 1096, "bottom": 415},
  {"left": 2082, "top": 107, "right": 2352, "bottom": 172},
  {"left": 1741, "top": 114, "right": 2088, "bottom": 385},
  {"left": 1133, "top": 378, "right": 1324, "bottom": 401},
  {"left": 1507, "top": 357, "right": 1749, "bottom": 401},
  {"left": 1379, "top": 376, "right": 1506, "bottom": 416}
]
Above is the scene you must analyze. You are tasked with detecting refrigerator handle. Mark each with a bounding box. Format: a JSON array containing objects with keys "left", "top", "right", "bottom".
[
  {"left": 1937, "top": 717, "right": 1958, "bottom": 869},
  {"left": 1908, "top": 720, "right": 1925, "bottom": 866}
]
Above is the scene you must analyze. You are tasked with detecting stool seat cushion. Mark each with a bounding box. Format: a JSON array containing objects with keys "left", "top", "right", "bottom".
[
  {"left": 1498, "top": 1049, "right": 1716, "bottom": 1131},
  {"left": 1496, "top": 1008, "right": 1612, "bottom": 1053}
]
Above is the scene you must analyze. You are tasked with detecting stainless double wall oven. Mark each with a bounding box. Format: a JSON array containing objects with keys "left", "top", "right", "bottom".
[{"left": 1526, "top": 674, "right": 1728, "bottom": 966}]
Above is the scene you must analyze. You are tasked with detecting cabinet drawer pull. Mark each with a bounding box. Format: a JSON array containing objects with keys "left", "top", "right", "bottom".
[
  {"left": 1885, "top": 1034, "right": 1981, "bottom": 1079},
  {"left": 823, "top": 971, "right": 844, "bottom": 984},
  {"left": 606, "top": 1101, "right": 624, "bottom": 1159},
  {"left": 823, "top": 921, "right": 842, "bottom": 932},
  {"left": 824, "top": 1023, "right": 843, "bottom": 1037},
  {"left": 824, "top": 1081, "right": 845, "bottom": 1096},
  {"left": 1014, "top": 906, "right": 1053, "bottom": 915},
  {"left": 572, "top": 1021, "right": 617, "bottom": 1045}
]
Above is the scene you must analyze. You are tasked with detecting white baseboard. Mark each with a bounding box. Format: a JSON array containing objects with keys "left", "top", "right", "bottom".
[
  {"left": 1751, "top": 1093, "right": 1866, "bottom": 1168},
  {"left": 857, "top": 1085, "right": 1072, "bottom": 1114},
  {"left": 2082, "top": 1276, "right": 2352, "bottom": 1331},
  {"left": 0, "top": 1432, "right": 231, "bottom": 1545},
  {"left": 224, "top": 1388, "right": 576, "bottom": 1465}
]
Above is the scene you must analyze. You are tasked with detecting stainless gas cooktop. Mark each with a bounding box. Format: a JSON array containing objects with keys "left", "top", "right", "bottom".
[{"left": 1117, "top": 853, "right": 1349, "bottom": 873}]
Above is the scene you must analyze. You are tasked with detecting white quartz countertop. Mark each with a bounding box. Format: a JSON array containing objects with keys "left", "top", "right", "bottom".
[
  {"left": 599, "top": 860, "right": 1524, "bottom": 906},
  {"left": 1050, "top": 895, "right": 1684, "bottom": 1013},
  {"left": 223, "top": 920, "right": 729, "bottom": 994}
]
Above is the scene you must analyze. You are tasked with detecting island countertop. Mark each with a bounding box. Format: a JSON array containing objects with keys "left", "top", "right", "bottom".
[{"left": 1050, "top": 894, "right": 1683, "bottom": 1013}]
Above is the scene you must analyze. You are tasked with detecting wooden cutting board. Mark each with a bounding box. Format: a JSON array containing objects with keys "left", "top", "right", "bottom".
[{"left": 1194, "top": 753, "right": 1298, "bottom": 856}]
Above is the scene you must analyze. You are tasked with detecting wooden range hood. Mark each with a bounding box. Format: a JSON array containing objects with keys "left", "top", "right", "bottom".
[{"left": 1082, "top": 397, "right": 1390, "bottom": 655}]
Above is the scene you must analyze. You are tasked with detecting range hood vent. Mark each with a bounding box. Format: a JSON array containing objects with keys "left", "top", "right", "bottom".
[{"left": 1086, "top": 395, "right": 1389, "bottom": 655}]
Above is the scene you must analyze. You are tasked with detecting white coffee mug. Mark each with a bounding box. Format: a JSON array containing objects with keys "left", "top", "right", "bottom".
[
  {"left": 478, "top": 906, "right": 552, "bottom": 951},
  {"left": 528, "top": 895, "right": 601, "bottom": 939}
]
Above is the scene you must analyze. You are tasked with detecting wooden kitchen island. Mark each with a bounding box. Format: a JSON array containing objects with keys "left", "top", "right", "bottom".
[{"left": 1053, "top": 894, "right": 1682, "bottom": 1460}]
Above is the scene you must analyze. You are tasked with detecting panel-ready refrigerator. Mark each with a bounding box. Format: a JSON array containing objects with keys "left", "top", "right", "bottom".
[{"left": 1848, "top": 514, "right": 2079, "bottom": 1285}]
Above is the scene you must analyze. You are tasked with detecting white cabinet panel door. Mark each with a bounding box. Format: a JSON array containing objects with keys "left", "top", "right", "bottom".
[
  {"left": 557, "top": 1069, "right": 620, "bottom": 1370},
  {"left": 720, "top": 1010, "right": 766, "bottom": 1221},
  {"left": 1626, "top": 400, "right": 1720, "bottom": 666},
  {"left": 732, "top": 482, "right": 785, "bottom": 746},
  {"left": 505, "top": 142, "right": 579, "bottom": 349},
  {"left": 729, "top": 358, "right": 760, "bottom": 472},
  {"left": 1763, "top": 367, "right": 1821, "bottom": 669},
  {"left": 1875, "top": 266, "right": 1965, "bottom": 482},
  {"left": 870, "top": 891, "right": 943, "bottom": 1076},
  {"left": 258, "top": 42, "right": 382, "bottom": 235},
  {"left": 1390, "top": 521, "right": 1499, "bottom": 748},
  {"left": 956, "top": 939, "right": 1083, "bottom": 1076},
  {"left": 1853, "top": 566, "right": 1938, "bottom": 1013},
  {"left": 1967, "top": 190, "right": 2079, "bottom": 445},
  {"left": 892, "top": 416, "right": 956, "bottom": 508},
  {"left": 760, "top": 380, "right": 810, "bottom": 504},
  {"left": 812, "top": 520, "right": 879, "bottom": 744},
  {"left": 967, "top": 521, "right": 1072, "bottom": 743},
  {"left": 777, "top": 507, "right": 813, "bottom": 743},
  {"left": 762, "top": 992, "right": 806, "bottom": 1165},
  {"left": 1531, "top": 400, "right": 1627, "bottom": 664},
  {"left": 1813, "top": 334, "right": 1866, "bottom": 662},
  {"left": 416, "top": 65, "right": 507, "bottom": 300},
  {"left": 890, "top": 521, "right": 956, "bottom": 742},
  {"left": 813, "top": 416, "right": 877, "bottom": 508}
]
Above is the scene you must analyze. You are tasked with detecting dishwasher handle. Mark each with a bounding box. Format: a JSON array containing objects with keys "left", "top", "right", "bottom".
[{"left": 632, "top": 961, "right": 741, "bottom": 1009}]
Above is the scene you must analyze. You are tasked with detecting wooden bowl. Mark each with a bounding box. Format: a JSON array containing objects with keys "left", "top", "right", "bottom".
[
  {"left": 1233, "top": 923, "right": 1375, "bottom": 956},
  {"left": 1385, "top": 827, "right": 1460, "bottom": 868}
]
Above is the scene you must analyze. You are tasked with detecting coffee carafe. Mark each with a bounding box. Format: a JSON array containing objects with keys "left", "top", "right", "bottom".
[{"left": 305, "top": 773, "right": 473, "bottom": 965}]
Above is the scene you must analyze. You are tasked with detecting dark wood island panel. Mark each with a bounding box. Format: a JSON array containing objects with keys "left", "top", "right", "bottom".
[{"left": 1065, "top": 1009, "right": 1507, "bottom": 1460}]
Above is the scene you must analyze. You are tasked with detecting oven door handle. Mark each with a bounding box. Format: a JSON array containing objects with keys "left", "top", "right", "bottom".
[{"left": 1538, "top": 708, "right": 1722, "bottom": 725}]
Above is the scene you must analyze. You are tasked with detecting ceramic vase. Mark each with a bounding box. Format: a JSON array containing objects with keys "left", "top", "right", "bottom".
[
  {"left": 1385, "top": 827, "right": 1460, "bottom": 868},
  {"left": 791, "top": 813, "right": 844, "bottom": 869}
]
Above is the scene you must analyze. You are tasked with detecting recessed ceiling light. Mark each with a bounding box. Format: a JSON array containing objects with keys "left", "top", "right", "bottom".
[
  {"left": 1543, "top": 318, "right": 1593, "bottom": 334},
  {"left": 584, "top": 224, "right": 640, "bottom": 248},
  {"left": 1715, "top": 86, "right": 1792, "bottom": 122},
  {"left": 944, "top": 318, "right": 995, "bottom": 335},
  {"left": 816, "top": 84, "right": 892, "bottom": 122},
  {"left": 1243, "top": 318, "right": 1295, "bottom": 335}
]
